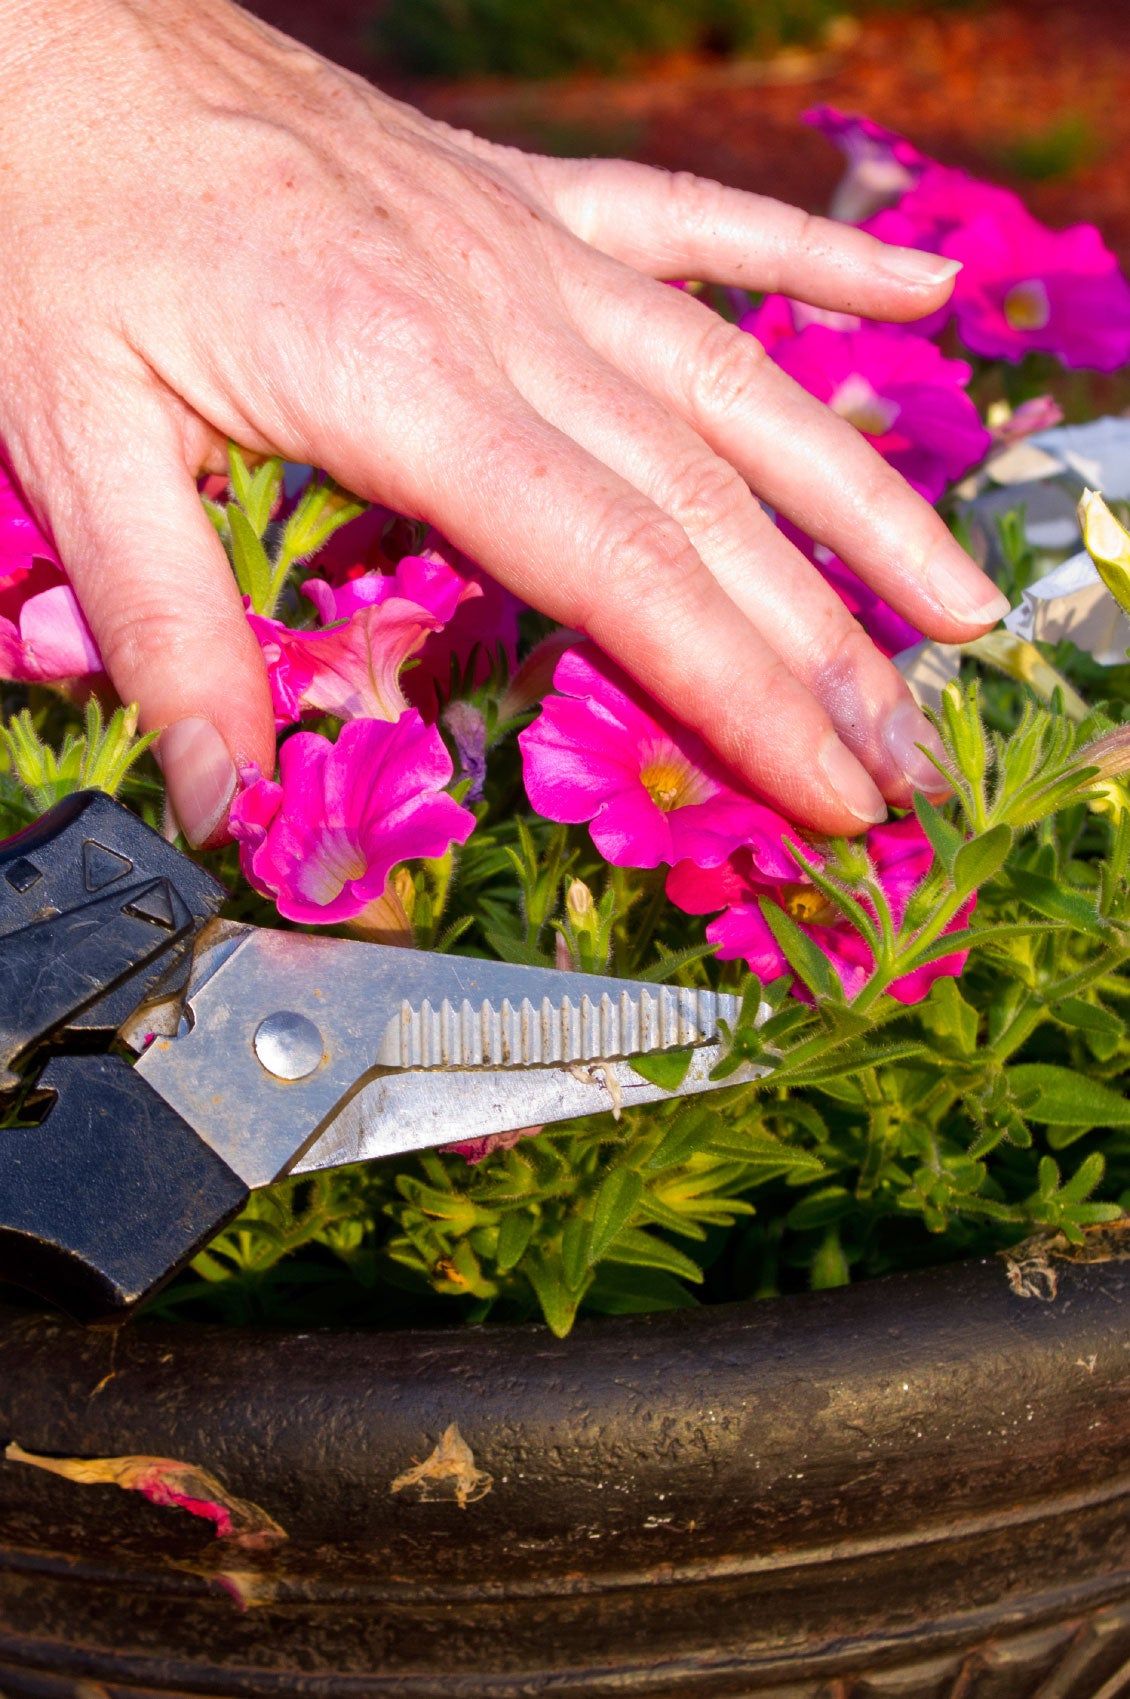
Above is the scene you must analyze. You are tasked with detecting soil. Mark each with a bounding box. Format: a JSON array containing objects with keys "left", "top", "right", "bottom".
[{"left": 246, "top": 0, "right": 1130, "bottom": 269}]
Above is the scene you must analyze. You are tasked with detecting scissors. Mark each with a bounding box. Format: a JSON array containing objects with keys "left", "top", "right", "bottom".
[{"left": 0, "top": 791, "right": 768, "bottom": 1321}]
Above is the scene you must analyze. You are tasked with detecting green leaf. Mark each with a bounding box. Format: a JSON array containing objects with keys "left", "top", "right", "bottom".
[
  {"left": 560, "top": 1215, "right": 590, "bottom": 1291},
  {"left": 1008, "top": 870, "right": 1105, "bottom": 934},
  {"left": 630, "top": 1047, "right": 693, "bottom": 1091},
  {"left": 494, "top": 1211, "right": 535, "bottom": 1274},
  {"left": 952, "top": 824, "right": 1012, "bottom": 900},
  {"left": 636, "top": 941, "right": 718, "bottom": 982},
  {"left": 227, "top": 504, "right": 273, "bottom": 609},
  {"left": 785, "top": 1186, "right": 854, "bottom": 1231},
  {"left": 919, "top": 977, "right": 979, "bottom": 1056},
  {"left": 524, "top": 1254, "right": 585, "bottom": 1337},
  {"left": 481, "top": 928, "right": 553, "bottom": 968},
  {"left": 585, "top": 1266, "right": 699, "bottom": 1315},
  {"left": 913, "top": 793, "right": 964, "bottom": 873},
  {"left": 757, "top": 898, "right": 841, "bottom": 1002},
  {"left": 603, "top": 1227, "right": 703, "bottom": 1283},
  {"left": 1053, "top": 997, "right": 1124, "bottom": 1039},
  {"left": 586, "top": 1168, "right": 644, "bottom": 1264},
  {"left": 1006, "top": 1064, "right": 1130, "bottom": 1129}
]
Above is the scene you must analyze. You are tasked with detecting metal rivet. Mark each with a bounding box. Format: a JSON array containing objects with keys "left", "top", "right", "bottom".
[{"left": 254, "top": 1011, "right": 325, "bottom": 1081}]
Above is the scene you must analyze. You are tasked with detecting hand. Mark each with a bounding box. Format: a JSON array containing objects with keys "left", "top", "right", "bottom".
[{"left": 0, "top": 0, "right": 1006, "bottom": 844}]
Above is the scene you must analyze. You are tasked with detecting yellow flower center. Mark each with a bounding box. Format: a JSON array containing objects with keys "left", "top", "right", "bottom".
[
  {"left": 638, "top": 745, "right": 711, "bottom": 812},
  {"left": 780, "top": 883, "right": 838, "bottom": 925},
  {"left": 828, "top": 373, "right": 900, "bottom": 438},
  {"left": 1003, "top": 279, "right": 1051, "bottom": 331}
]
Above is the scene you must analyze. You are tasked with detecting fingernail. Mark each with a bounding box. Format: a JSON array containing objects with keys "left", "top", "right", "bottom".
[
  {"left": 881, "top": 250, "right": 963, "bottom": 287},
  {"left": 884, "top": 700, "right": 950, "bottom": 794},
  {"left": 818, "top": 735, "right": 888, "bottom": 825},
  {"left": 929, "top": 547, "right": 1012, "bottom": 625},
  {"left": 160, "top": 718, "right": 236, "bottom": 848}
]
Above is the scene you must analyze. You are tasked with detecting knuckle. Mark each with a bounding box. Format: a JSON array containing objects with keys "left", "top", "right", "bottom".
[
  {"left": 662, "top": 451, "right": 749, "bottom": 538},
  {"left": 688, "top": 318, "right": 767, "bottom": 421},
  {"left": 335, "top": 289, "right": 452, "bottom": 375},
  {"left": 579, "top": 498, "right": 704, "bottom": 625}
]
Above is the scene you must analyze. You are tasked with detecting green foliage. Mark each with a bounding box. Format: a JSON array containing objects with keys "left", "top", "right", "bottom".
[
  {"left": 372, "top": 0, "right": 844, "bottom": 80},
  {"left": 212, "top": 448, "right": 365, "bottom": 618},
  {"left": 0, "top": 699, "right": 158, "bottom": 820}
]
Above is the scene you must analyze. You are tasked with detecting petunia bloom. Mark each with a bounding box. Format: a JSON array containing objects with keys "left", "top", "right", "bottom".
[
  {"left": 667, "top": 815, "right": 973, "bottom": 1004},
  {"left": 865, "top": 165, "right": 1130, "bottom": 370},
  {"left": 765, "top": 322, "right": 990, "bottom": 503},
  {"left": 247, "top": 554, "right": 480, "bottom": 727},
  {"left": 939, "top": 210, "right": 1130, "bottom": 372},
  {"left": 0, "top": 561, "right": 102, "bottom": 684},
  {"left": 229, "top": 712, "right": 476, "bottom": 925},
  {"left": 519, "top": 645, "right": 801, "bottom": 871},
  {"left": 803, "top": 105, "right": 930, "bottom": 223},
  {"left": 0, "top": 460, "right": 60, "bottom": 587}
]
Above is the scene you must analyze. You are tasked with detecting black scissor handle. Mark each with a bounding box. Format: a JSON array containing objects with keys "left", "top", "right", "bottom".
[
  {"left": 0, "top": 789, "right": 226, "bottom": 1081},
  {"left": 0, "top": 792, "right": 245, "bottom": 1320}
]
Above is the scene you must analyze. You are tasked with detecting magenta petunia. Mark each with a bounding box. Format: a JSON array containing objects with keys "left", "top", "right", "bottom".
[
  {"left": 247, "top": 553, "right": 479, "bottom": 728},
  {"left": 738, "top": 293, "right": 862, "bottom": 357},
  {"left": 939, "top": 210, "right": 1130, "bottom": 371},
  {"left": 667, "top": 815, "right": 973, "bottom": 1004},
  {"left": 229, "top": 712, "right": 476, "bottom": 925},
  {"left": 0, "top": 560, "right": 102, "bottom": 684},
  {"left": 766, "top": 322, "right": 990, "bottom": 503},
  {"left": 519, "top": 645, "right": 801, "bottom": 872},
  {"left": 803, "top": 105, "right": 930, "bottom": 223},
  {"left": 0, "top": 460, "right": 60, "bottom": 587}
]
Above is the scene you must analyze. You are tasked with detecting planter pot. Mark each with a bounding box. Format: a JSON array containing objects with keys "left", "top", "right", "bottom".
[{"left": 0, "top": 1244, "right": 1128, "bottom": 1698}]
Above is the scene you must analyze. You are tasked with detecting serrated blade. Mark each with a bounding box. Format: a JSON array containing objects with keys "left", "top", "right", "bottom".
[
  {"left": 134, "top": 925, "right": 753, "bottom": 1190},
  {"left": 386, "top": 983, "right": 739, "bottom": 1071}
]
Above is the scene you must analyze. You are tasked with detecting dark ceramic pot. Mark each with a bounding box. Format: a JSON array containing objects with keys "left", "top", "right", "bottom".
[{"left": 0, "top": 1242, "right": 1128, "bottom": 1699}]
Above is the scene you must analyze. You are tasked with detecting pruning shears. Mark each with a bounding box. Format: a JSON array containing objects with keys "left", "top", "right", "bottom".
[{"left": 0, "top": 792, "right": 771, "bottom": 1322}]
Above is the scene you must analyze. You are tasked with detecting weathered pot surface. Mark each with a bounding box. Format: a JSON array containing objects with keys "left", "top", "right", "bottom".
[{"left": 0, "top": 1237, "right": 1127, "bottom": 1698}]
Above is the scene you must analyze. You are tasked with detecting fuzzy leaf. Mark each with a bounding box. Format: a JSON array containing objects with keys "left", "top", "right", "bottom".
[
  {"left": 586, "top": 1168, "right": 644, "bottom": 1264},
  {"left": 1006, "top": 1064, "right": 1130, "bottom": 1130},
  {"left": 603, "top": 1227, "right": 703, "bottom": 1283},
  {"left": 524, "top": 1255, "right": 585, "bottom": 1337},
  {"left": 630, "top": 1047, "right": 693, "bottom": 1091},
  {"left": 913, "top": 793, "right": 963, "bottom": 873},
  {"left": 1007, "top": 870, "right": 1105, "bottom": 934},
  {"left": 757, "top": 898, "right": 841, "bottom": 1002},
  {"left": 952, "top": 824, "right": 1012, "bottom": 900}
]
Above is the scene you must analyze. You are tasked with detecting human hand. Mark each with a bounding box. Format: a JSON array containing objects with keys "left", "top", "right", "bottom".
[{"left": 0, "top": 0, "right": 1007, "bottom": 844}]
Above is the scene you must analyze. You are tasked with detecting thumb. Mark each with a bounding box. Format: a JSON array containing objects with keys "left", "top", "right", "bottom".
[{"left": 43, "top": 428, "right": 275, "bottom": 847}]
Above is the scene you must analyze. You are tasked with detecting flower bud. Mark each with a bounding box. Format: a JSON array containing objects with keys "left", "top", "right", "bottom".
[
  {"left": 565, "top": 878, "right": 595, "bottom": 925},
  {"left": 1078, "top": 490, "right": 1130, "bottom": 619}
]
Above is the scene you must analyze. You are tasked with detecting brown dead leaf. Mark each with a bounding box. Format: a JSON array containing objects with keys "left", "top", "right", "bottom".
[{"left": 389, "top": 1423, "right": 493, "bottom": 1508}]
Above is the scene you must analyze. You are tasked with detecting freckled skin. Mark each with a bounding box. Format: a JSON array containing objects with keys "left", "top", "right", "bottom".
[{"left": 0, "top": 0, "right": 1004, "bottom": 835}]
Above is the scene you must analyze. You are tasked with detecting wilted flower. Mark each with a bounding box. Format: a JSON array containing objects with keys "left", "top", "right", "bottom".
[
  {"left": 765, "top": 323, "right": 990, "bottom": 503},
  {"left": 229, "top": 712, "right": 475, "bottom": 924},
  {"left": 987, "top": 395, "right": 1065, "bottom": 448},
  {"left": 803, "top": 105, "right": 929, "bottom": 222},
  {"left": 519, "top": 644, "right": 801, "bottom": 871},
  {"left": 442, "top": 698, "right": 488, "bottom": 800},
  {"left": 667, "top": 815, "right": 973, "bottom": 1004}
]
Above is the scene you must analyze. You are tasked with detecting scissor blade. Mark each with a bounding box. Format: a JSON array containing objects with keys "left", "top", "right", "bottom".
[
  {"left": 132, "top": 924, "right": 750, "bottom": 1190},
  {"left": 293, "top": 1046, "right": 772, "bottom": 1176}
]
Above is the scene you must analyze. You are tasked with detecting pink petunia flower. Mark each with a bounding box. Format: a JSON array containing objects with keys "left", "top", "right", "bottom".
[
  {"left": 739, "top": 293, "right": 862, "bottom": 357},
  {"left": 407, "top": 534, "right": 523, "bottom": 709},
  {"left": 939, "top": 210, "right": 1130, "bottom": 371},
  {"left": 519, "top": 645, "right": 802, "bottom": 871},
  {"left": 0, "top": 560, "right": 102, "bottom": 684},
  {"left": 765, "top": 323, "right": 990, "bottom": 503},
  {"left": 229, "top": 712, "right": 476, "bottom": 925},
  {"left": 667, "top": 815, "right": 973, "bottom": 1004},
  {"left": 247, "top": 554, "right": 480, "bottom": 728},
  {"left": 0, "top": 460, "right": 60, "bottom": 587},
  {"left": 803, "top": 106, "right": 930, "bottom": 223}
]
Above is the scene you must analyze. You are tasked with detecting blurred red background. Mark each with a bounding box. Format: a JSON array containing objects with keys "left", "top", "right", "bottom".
[{"left": 246, "top": 0, "right": 1130, "bottom": 270}]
